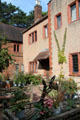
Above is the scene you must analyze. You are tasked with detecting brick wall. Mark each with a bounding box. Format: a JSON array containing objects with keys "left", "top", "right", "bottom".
[{"left": 2, "top": 42, "right": 23, "bottom": 79}]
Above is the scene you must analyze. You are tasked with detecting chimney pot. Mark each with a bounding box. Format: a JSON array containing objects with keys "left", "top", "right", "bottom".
[{"left": 34, "top": 4, "right": 42, "bottom": 23}]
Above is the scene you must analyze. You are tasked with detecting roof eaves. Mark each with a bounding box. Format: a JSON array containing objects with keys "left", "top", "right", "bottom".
[{"left": 22, "top": 15, "right": 48, "bottom": 34}]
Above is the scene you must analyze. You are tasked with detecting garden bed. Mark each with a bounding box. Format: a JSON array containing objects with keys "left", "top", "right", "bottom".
[{"left": 3, "top": 107, "right": 80, "bottom": 120}]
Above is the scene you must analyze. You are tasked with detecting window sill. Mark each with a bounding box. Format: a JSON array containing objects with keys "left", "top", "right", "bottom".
[
  {"left": 55, "top": 26, "right": 62, "bottom": 31},
  {"left": 69, "top": 72, "right": 80, "bottom": 77}
]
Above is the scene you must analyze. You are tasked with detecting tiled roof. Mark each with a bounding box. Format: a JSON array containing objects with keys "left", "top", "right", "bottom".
[{"left": 0, "top": 22, "right": 24, "bottom": 43}]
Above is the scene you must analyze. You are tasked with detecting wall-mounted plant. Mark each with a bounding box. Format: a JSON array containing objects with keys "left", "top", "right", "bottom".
[{"left": 54, "top": 28, "right": 67, "bottom": 78}]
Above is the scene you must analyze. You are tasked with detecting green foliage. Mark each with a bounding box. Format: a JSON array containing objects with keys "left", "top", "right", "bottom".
[
  {"left": 60, "top": 78, "right": 77, "bottom": 95},
  {"left": 0, "top": 41, "right": 13, "bottom": 72},
  {"left": 25, "top": 74, "right": 42, "bottom": 85},
  {"left": 42, "top": 11, "right": 48, "bottom": 16},
  {"left": 0, "top": 35, "right": 14, "bottom": 72},
  {"left": 54, "top": 28, "right": 67, "bottom": 64},
  {"left": 14, "top": 72, "right": 42, "bottom": 86},
  {"left": 14, "top": 72, "right": 26, "bottom": 86},
  {"left": 58, "top": 51, "right": 66, "bottom": 64},
  {"left": 0, "top": 1, "right": 48, "bottom": 28},
  {"left": 0, "top": 1, "right": 34, "bottom": 28},
  {"left": 66, "top": 99, "right": 75, "bottom": 110},
  {"left": 54, "top": 31, "right": 60, "bottom": 51},
  {"left": 0, "top": 74, "right": 3, "bottom": 81},
  {"left": 26, "top": 11, "right": 34, "bottom": 28},
  {"left": 10, "top": 88, "right": 28, "bottom": 113}
]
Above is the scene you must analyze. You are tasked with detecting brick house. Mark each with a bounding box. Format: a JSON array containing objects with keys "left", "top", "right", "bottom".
[
  {"left": 48, "top": 0, "right": 80, "bottom": 85},
  {"left": 0, "top": 22, "right": 23, "bottom": 79},
  {"left": 23, "top": 3, "right": 49, "bottom": 77}
]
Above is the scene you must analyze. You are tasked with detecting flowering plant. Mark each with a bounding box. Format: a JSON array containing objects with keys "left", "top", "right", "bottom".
[{"left": 35, "top": 98, "right": 54, "bottom": 119}]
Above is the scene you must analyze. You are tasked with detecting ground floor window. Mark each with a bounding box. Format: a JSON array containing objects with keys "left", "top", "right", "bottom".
[
  {"left": 69, "top": 53, "right": 80, "bottom": 76},
  {"left": 21, "top": 64, "right": 24, "bottom": 72},
  {"left": 29, "top": 61, "right": 37, "bottom": 73},
  {"left": 72, "top": 54, "right": 79, "bottom": 72},
  {"left": 15, "top": 64, "right": 19, "bottom": 75}
]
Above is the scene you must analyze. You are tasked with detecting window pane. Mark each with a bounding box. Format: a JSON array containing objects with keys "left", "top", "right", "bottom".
[
  {"left": 79, "top": 1, "right": 80, "bottom": 17},
  {"left": 57, "top": 15, "right": 61, "bottom": 28},
  {"left": 45, "top": 25, "right": 48, "bottom": 37},
  {"left": 32, "top": 33, "right": 34, "bottom": 43},
  {"left": 35, "top": 31, "right": 37, "bottom": 41},
  {"left": 71, "top": 4, "right": 76, "bottom": 21},
  {"left": 14, "top": 45, "right": 16, "bottom": 52},
  {"left": 21, "top": 64, "right": 24, "bottom": 72},
  {"left": 33, "top": 63, "right": 34, "bottom": 72},
  {"left": 29, "top": 34, "right": 32, "bottom": 44},
  {"left": 72, "top": 54, "right": 78, "bottom": 72},
  {"left": 17, "top": 44, "right": 19, "bottom": 52},
  {"left": 35, "top": 62, "right": 37, "bottom": 72},
  {"left": 15, "top": 64, "right": 19, "bottom": 75}
]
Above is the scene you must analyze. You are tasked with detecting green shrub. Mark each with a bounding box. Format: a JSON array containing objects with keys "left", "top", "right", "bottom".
[
  {"left": 14, "top": 72, "right": 42, "bottom": 86},
  {"left": 0, "top": 74, "right": 3, "bottom": 81},
  {"left": 10, "top": 88, "right": 29, "bottom": 113},
  {"left": 25, "top": 74, "right": 42, "bottom": 85},
  {"left": 14, "top": 72, "right": 26, "bottom": 86},
  {"left": 60, "top": 78, "right": 77, "bottom": 95}
]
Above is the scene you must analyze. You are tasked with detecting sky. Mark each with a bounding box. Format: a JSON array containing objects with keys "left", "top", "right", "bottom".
[{"left": 2, "top": 0, "right": 49, "bottom": 14}]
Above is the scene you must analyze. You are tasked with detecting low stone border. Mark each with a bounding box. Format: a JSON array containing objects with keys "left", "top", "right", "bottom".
[
  {"left": 48, "top": 107, "right": 80, "bottom": 120},
  {"left": 4, "top": 109, "right": 19, "bottom": 120}
]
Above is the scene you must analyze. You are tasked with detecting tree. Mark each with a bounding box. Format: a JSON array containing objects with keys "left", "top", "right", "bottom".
[
  {"left": 0, "top": 2, "right": 34, "bottom": 28},
  {"left": 0, "top": 1, "right": 47, "bottom": 28},
  {"left": 0, "top": 2, "right": 28, "bottom": 28},
  {"left": 0, "top": 36, "right": 13, "bottom": 72}
]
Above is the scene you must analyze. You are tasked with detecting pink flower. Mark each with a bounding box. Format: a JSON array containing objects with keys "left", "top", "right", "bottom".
[
  {"left": 40, "top": 111, "right": 45, "bottom": 115},
  {"left": 44, "top": 98, "right": 53, "bottom": 109}
]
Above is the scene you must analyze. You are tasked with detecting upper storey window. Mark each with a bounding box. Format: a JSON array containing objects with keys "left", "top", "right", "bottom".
[
  {"left": 29, "top": 31, "right": 37, "bottom": 44},
  {"left": 68, "top": 0, "right": 80, "bottom": 23},
  {"left": 71, "top": 4, "right": 76, "bottom": 21},
  {"left": 44, "top": 25, "right": 48, "bottom": 38},
  {"left": 43, "top": 24, "right": 48, "bottom": 39},
  {"left": 14, "top": 44, "right": 19, "bottom": 52},
  {"left": 57, "top": 14, "right": 61, "bottom": 28},
  {"left": 54, "top": 13, "right": 62, "bottom": 30}
]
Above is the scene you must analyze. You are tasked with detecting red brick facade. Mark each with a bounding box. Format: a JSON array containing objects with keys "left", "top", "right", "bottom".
[
  {"left": 48, "top": 2, "right": 53, "bottom": 76},
  {"left": 2, "top": 42, "right": 23, "bottom": 79}
]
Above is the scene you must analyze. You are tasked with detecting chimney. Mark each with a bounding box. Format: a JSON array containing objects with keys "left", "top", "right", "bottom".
[{"left": 34, "top": 0, "right": 42, "bottom": 23}]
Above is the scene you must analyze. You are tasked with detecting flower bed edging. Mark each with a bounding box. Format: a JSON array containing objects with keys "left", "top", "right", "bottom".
[{"left": 48, "top": 107, "right": 80, "bottom": 120}]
